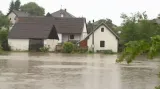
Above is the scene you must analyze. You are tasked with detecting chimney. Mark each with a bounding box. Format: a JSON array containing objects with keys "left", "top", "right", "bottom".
[{"left": 64, "top": 9, "right": 67, "bottom": 12}]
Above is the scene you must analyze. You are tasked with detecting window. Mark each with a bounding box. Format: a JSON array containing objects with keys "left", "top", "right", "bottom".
[
  {"left": 61, "top": 14, "right": 64, "bottom": 17},
  {"left": 70, "top": 35, "right": 74, "bottom": 39},
  {"left": 100, "top": 41, "right": 105, "bottom": 47},
  {"left": 101, "top": 28, "right": 104, "bottom": 32}
]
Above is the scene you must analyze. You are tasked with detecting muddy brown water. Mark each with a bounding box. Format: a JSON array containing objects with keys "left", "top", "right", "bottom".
[{"left": 0, "top": 52, "right": 160, "bottom": 89}]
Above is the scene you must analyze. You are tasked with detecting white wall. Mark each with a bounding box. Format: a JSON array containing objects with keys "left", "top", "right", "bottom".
[
  {"left": 44, "top": 39, "right": 58, "bottom": 51},
  {"left": 8, "top": 12, "right": 17, "bottom": 25},
  {"left": 62, "top": 34, "right": 81, "bottom": 42},
  {"left": 87, "top": 25, "right": 118, "bottom": 52},
  {"left": 8, "top": 39, "right": 58, "bottom": 52},
  {"left": 81, "top": 22, "right": 88, "bottom": 39},
  {"left": 58, "top": 33, "right": 62, "bottom": 43},
  {"left": 8, "top": 39, "right": 29, "bottom": 51}
]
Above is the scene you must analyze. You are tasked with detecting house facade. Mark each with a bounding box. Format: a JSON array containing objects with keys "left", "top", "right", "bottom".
[
  {"left": 57, "top": 19, "right": 87, "bottom": 43},
  {"left": 46, "top": 9, "right": 87, "bottom": 43},
  {"left": 8, "top": 23, "right": 59, "bottom": 51},
  {"left": 8, "top": 11, "right": 17, "bottom": 25},
  {"left": 81, "top": 23, "right": 119, "bottom": 52},
  {"left": 7, "top": 10, "right": 30, "bottom": 25},
  {"left": 51, "top": 9, "right": 75, "bottom": 18},
  {"left": 17, "top": 17, "right": 87, "bottom": 44}
]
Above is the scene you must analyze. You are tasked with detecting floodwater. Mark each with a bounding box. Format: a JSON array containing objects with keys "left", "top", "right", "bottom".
[{"left": 0, "top": 52, "right": 160, "bottom": 89}]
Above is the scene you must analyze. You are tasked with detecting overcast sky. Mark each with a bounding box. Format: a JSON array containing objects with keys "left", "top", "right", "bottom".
[{"left": 0, "top": 0, "right": 160, "bottom": 25}]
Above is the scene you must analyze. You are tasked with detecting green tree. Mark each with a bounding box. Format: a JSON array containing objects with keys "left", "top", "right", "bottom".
[
  {"left": 20, "top": 2, "right": 45, "bottom": 16},
  {"left": 0, "top": 14, "right": 10, "bottom": 51},
  {"left": 14, "top": 0, "right": 21, "bottom": 11},
  {"left": 117, "top": 12, "right": 160, "bottom": 89},
  {"left": 0, "top": 15, "right": 10, "bottom": 29},
  {"left": 116, "top": 35, "right": 160, "bottom": 89},
  {"left": 87, "top": 19, "right": 117, "bottom": 34},
  {"left": 86, "top": 21, "right": 93, "bottom": 34},
  {"left": 9, "top": 0, "right": 15, "bottom": 13},
  {"left": 96, "top": 18, "right": 117, "bottom": 30},
  {"left": 0, "top": 30, "right": 10, "bottom": 51},
  {"left": 120, "top": 12, "right": 160, "bottom": 45}
]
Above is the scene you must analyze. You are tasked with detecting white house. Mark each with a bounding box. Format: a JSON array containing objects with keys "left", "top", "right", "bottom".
[
  {"left": 7, "top": 10, "right": 30, "bottom": 25},
  {"left": 8, "top": 22, "right": 59, "bottom": 52},
  {"left": 46, "top": 9, "right": 87, "bottom": 43},
  {"left": 8, "top": 16, "right": 88, "bottom": 51},
  {"left": 55, "top": 18, "right": 87, "bottom": 43},
  {"left": 50, "top": 9, "right": 76, "bottom": 18},
  {"left": 17, "top": 17, "right": 87, "bottom": 43},
  {"left": 81, "top": 23, "right": 119, "bottom": 52}
]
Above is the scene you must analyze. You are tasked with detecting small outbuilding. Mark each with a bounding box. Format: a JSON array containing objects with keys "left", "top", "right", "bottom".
[
  {"left": 80, "top": 23, "right": 119, "bottom": 52},
  {"left": 8, "top": 22, "right": 59, "bottom": 51}
]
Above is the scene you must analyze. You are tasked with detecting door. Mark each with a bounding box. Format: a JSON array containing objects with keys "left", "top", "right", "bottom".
[{"left": 29, "top": 39, "right": 44, "bottom": 51}]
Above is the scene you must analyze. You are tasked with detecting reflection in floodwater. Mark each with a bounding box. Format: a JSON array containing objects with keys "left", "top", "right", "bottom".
[{"left": 0, "top": 52, "right": 159, "bottom": 89}]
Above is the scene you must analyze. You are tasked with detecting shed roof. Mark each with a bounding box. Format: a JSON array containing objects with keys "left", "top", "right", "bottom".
[
  {"left": 8, "top": 23, "right": 59, "bottom": 39},
  {"left": 17, "top": 17, "right": 85, "bottom": 34}
]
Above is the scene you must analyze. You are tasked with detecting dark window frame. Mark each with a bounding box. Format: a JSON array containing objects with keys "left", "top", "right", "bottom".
[
  {"left": 70, "top": 35, "right": 74, "bottom": 39},
  {"left": 101, "top": 28, "right": 104, "bottom": 32},
  {"left": 100, "top": 41, "right": 105, "bottom": 47}
]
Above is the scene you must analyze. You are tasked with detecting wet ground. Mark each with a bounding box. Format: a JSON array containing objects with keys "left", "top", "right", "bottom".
[{"left": 0, "top": 52, "right": 160, "bottom": 89}]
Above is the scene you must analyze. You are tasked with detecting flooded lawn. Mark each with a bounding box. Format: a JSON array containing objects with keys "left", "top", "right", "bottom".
[{"left": 0, "top": 52, "right": 160, "bottom": 89}]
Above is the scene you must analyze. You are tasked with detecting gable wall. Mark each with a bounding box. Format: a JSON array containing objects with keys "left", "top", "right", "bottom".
[
  {"left": 87, "top": 25, "right": 118, "bottom": 52},
  {"left": 81, "top": 22, "right": 88, "bottom": 39},
  {"left": 8, "top": 12, "right": 17, "bottom": 25}
]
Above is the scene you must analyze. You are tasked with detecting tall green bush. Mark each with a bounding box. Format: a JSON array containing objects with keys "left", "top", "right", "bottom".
[
  {"left": 0, "top": 44, "right": 3, "bottom": 54},
  {"left": 63, "top": 42, "right": 74, "bottom": 53},
  {"left": 0, "top": 30, "right": 10, "bottom": 51}
]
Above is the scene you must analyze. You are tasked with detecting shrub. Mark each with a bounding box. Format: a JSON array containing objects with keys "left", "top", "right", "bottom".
[
  {"left": 72, "top": 45, "right": 87, "bottom": 53},
  {"left": 79, "top": 48, "right": 88, "bottom": 53},
  {"left": 68, "top": 40, "right": 78, "bottom": 44},
  {"left": 2, "top": 40, "right": 11, "bottom": 51},
  {"left": 155, "top": 86, "right": 160, "bottom": 89},
  {"left": 75, "top": 47, "right": 88, "bottom": 53},
  {"left": 88, "top": 50, "right": 94, "bottom": 54},
  {"left": 0, "top": 30, "right": 11, "bottom": 51},
  {"left": 97, "top": 50, "right": 114, "bottom": 54},
  {"left": 39, "top": 46, "right": 50, "bottom": 52},
  {"left": 63, "top": 42, "right": 74, "bottom": 53},
  {"left": 104, "top": 50, "right": 114, "bottom": 54}
]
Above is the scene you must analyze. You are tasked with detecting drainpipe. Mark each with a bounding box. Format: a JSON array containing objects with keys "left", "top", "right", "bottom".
[{"left": 92, "top": 20, "right": 94, "bottom": 52}]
